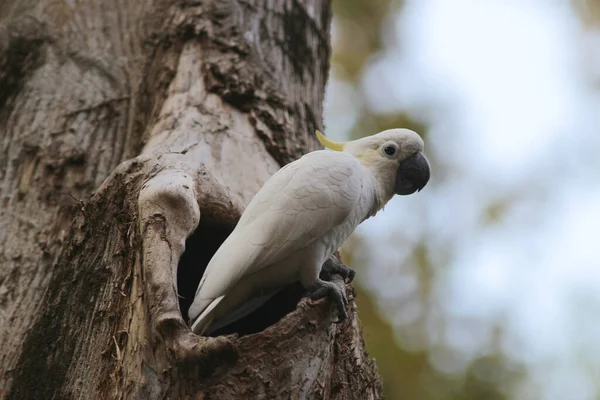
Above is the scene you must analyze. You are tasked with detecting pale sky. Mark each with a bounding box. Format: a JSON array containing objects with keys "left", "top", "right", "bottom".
[{"left": 326, "top": 1, "right": 600, "bottom": 399}]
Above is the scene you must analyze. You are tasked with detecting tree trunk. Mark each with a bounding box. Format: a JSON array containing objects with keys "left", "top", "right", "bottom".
[{"left": 0, "top": 0, "right": 383, "bottom": 398}]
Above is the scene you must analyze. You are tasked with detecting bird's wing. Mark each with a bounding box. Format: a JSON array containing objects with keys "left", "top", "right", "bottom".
[{"left": 189, "top": 151, "right": 367, "bottom": 314}]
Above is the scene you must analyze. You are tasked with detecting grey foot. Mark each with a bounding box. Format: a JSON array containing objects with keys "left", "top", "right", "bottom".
[
  {"left": 320, "top": 257, "right": 356, "bottom": 283},
  {"left": 305, "top": 279, "right": 348, "bottom": 323}
]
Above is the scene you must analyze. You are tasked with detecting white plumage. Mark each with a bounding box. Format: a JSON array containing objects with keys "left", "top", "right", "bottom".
[{"left": 188, "top": 129, "right": 430, "bottom": 334}]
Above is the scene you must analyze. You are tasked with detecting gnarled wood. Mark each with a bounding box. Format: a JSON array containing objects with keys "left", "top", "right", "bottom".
[{"left": 0, "top": 0, "right": 383, "bottom": 398}]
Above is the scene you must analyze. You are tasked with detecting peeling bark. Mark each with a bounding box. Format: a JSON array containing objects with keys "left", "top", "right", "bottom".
[{"left": 0, "top": 0, "right": 383, "bottom": 399}]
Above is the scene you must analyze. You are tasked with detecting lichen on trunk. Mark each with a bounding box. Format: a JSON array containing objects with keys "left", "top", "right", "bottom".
[{"left": 0, "top": 0, "right": 383, "bottom": 399}]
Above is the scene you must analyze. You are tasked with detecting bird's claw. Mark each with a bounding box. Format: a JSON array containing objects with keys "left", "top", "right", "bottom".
[
  {"left": 305, "top": 280, "right": 348, "bottom": 323},
  {"left": 320, "top": 257, "right": 356, "bottom": 284}
]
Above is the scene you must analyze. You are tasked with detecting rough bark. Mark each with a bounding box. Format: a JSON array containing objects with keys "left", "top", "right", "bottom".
[{"left": 0, "top": 0, "right": 383, "bottom": 399}]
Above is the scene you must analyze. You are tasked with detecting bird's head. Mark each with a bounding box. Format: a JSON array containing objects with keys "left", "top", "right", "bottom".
[{"left": 316, "top": 129, "right": 430, "bottom": 196}]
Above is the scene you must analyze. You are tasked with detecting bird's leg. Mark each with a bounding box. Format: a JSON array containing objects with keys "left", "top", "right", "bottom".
[
  {"left": 305, "top": 279, "right": 348, "bottom": 323},
  {"left": 319, "top": 257, "right": 356, "bottom": 283}
]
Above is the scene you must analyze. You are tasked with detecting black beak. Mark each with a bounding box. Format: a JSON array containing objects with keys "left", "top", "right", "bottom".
[{"left": 395, "top": 152, "right": 431, "bottom": 195}]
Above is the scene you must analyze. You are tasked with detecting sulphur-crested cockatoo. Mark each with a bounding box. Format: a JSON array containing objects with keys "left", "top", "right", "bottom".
[{"left": 188, "top": 129, "right": 430, "bottom": 334}]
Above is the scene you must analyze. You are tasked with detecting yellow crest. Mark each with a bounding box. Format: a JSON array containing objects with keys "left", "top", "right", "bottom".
[{"left": 315, "top": 130, "right": 345, "bottom": 151}]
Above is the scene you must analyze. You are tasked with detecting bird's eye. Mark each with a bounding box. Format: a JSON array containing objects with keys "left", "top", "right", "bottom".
[{"left": 384, "top": 146, "right": 396, "bottom": 156}]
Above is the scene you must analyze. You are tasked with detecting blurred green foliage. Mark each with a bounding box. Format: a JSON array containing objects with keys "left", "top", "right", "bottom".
[
  {"left": 575, "top": 0, "right": 600, "bottom": 27},
  {"left": 331, "top": 0, "right": 426, "bottom": 140},
  {"left": 331, "top": 0, "right": 393, "bottom": 81},
  {"left": 342, "top": 241, "right": 524, "bottom": 400},
  {"left": 331, "top": 0, "right": 527, "bottom": 398}
]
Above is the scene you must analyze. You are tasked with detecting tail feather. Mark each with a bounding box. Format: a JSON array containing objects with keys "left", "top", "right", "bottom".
[
  {"left": 189, "top": 295, "right": 225, "bottom": 335},
  {"left": 204, "top": 289, "right": 281, "bottom": 335}
]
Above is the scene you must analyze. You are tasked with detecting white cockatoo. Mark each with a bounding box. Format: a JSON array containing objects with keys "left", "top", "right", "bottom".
[{"left": 188, "top": 129, "right": 430, "bottom": 334}]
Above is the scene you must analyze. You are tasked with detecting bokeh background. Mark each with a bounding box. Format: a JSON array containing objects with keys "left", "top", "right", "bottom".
[{"left": 324, "top": 1, "right": 600, "bottom": 399}]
